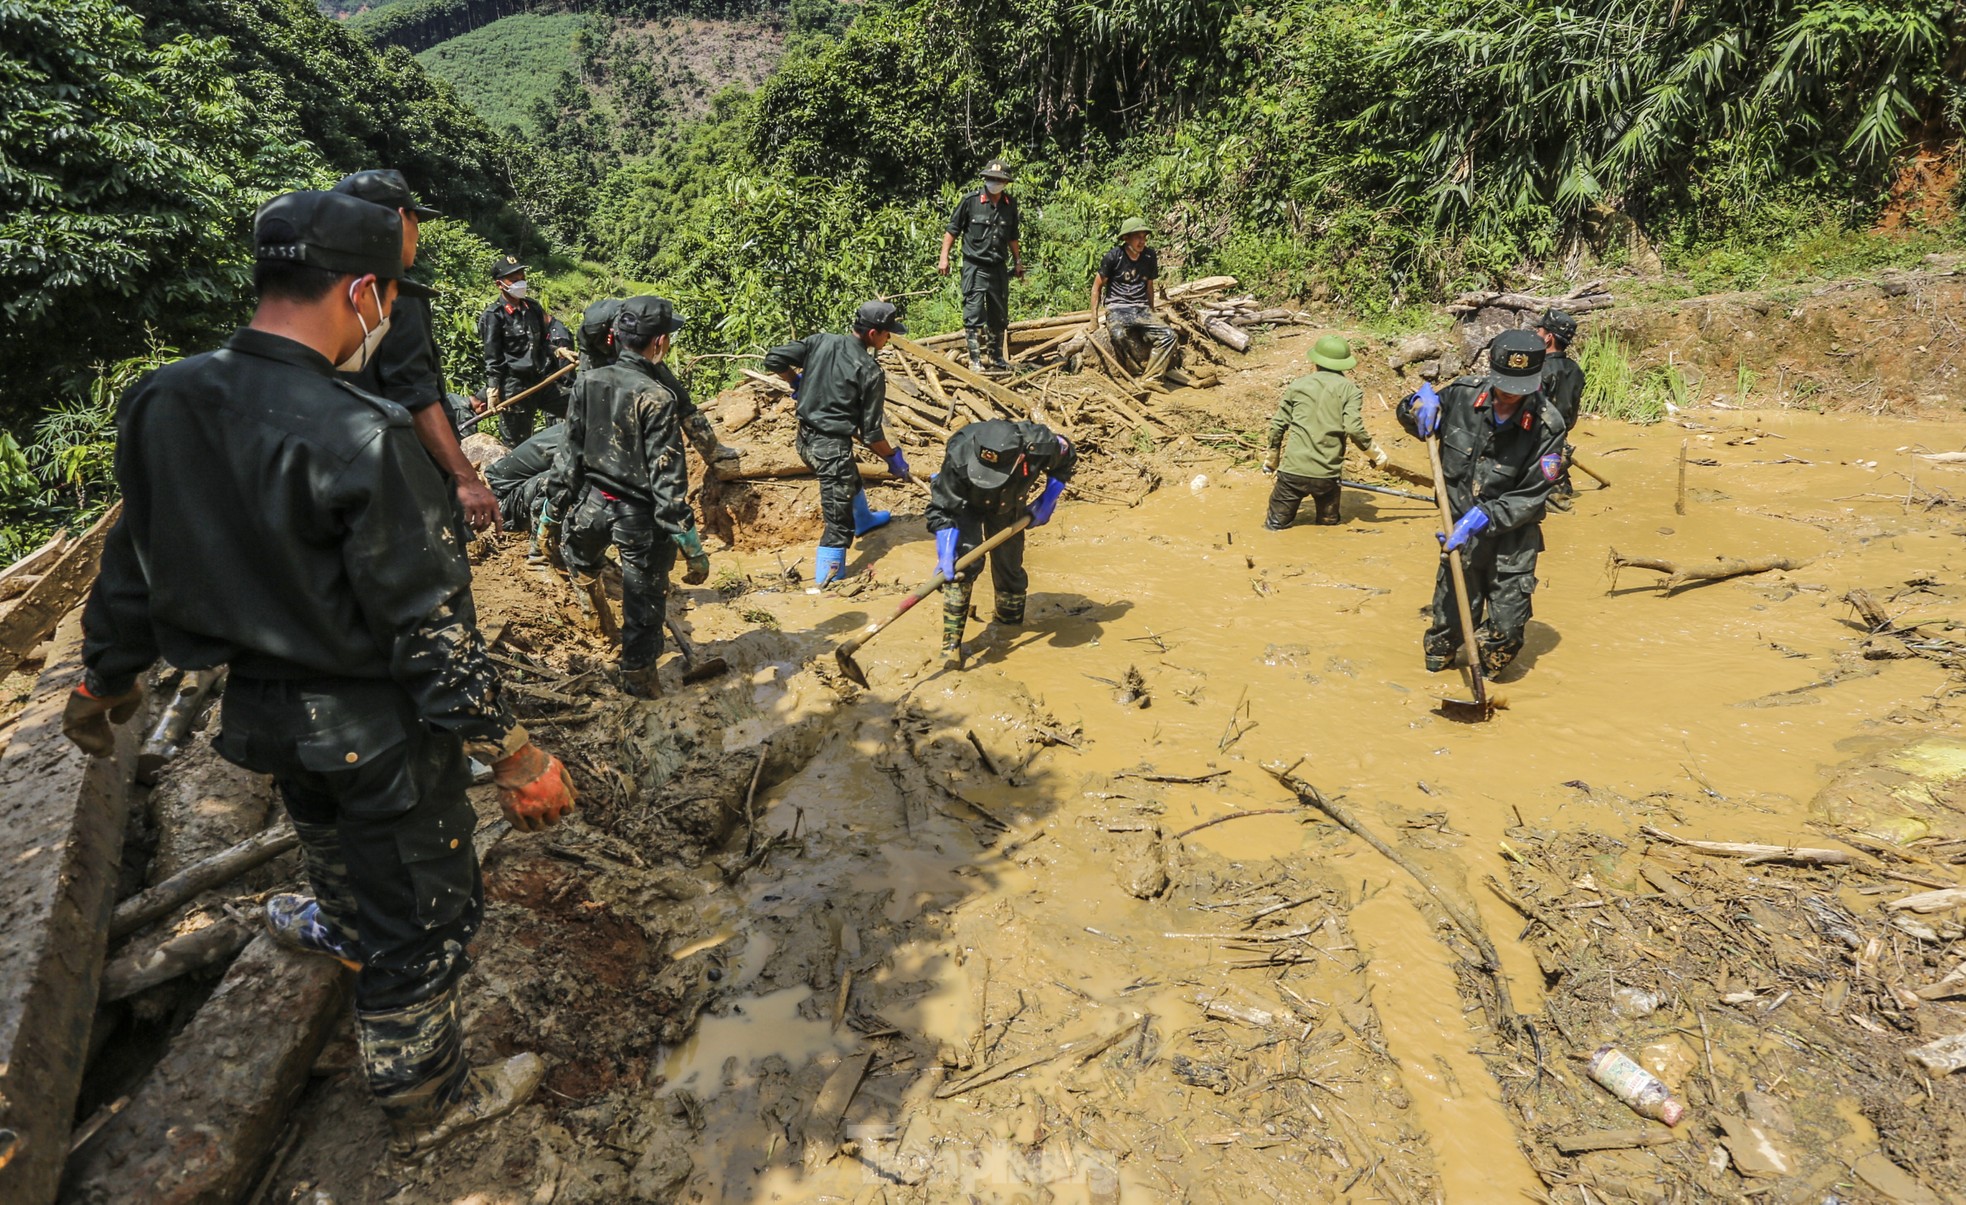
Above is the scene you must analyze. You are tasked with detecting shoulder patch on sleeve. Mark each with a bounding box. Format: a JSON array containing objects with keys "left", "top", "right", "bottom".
[{"left": 1539, "top": 452, "right": 1563, "bottom": 482}]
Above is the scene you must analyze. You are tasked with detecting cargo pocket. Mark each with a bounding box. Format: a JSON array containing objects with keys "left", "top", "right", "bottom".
[
  {"left": 292, "top": 692, "right": 410, "bottom": 776},
  {"left": 397, "top": 797, "right": 478, "bottom": 929}
]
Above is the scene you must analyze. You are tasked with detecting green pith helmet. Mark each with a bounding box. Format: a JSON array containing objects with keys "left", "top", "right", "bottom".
[
  {"left": 1309, "top": 335, "right": 1357, "bottom": 372},
  {"left": 1116, "top": 217, "right": 1152, "bottom": 241}
]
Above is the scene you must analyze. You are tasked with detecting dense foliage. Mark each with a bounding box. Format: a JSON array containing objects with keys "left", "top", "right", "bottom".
[{"left": 414, "top": 10, "right": 591, "bottom": 133}]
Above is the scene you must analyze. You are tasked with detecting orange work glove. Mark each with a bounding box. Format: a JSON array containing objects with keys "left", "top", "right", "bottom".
[
  {"left": 62, "top": 680, "right": 143, "bottom": 758},
  {"left": 491, "top": 742, "right": 576, "bottom": 831}
]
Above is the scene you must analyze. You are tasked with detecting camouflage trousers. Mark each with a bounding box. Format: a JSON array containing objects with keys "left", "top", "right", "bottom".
[
  {"left": 215, "top": 676, "right": 483, "bottom": 1120},
  {"left": 939, "top": 511, "right": 1028, "bottom": 650}
]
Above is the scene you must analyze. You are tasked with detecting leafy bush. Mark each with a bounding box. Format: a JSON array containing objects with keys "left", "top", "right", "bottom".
[{"left": 415, "top": 11, "right": 591, "bottom": 135}]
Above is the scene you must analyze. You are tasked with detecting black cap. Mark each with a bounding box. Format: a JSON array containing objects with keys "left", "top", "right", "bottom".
[
  {"left": 254, "top": 191, "right": 417, "bottom": 286},
  {"left": 1536, "top": 308, "right": 1578, "bottom": 346},
  {"left": 852, "top": 300, "right": 907, "bottom": 335},
  {"left": 967, "top": 420, "right": 1038, "bottom": 491},
  {"left": 579, "top": 297, "right": 622, "bottom": 356},
  {"left": 1487, "top": 329, "right": 1546, "bottom": 394},
  {"left": 981, "top": 159, "right": 1014, "bottom": 181},
  {"left": 491, "top": 253, "right": 527, "bottom": 280},
  {"left": 332, "top": 169, "right": 441, "bottom": 219},
  {"left": 614, "top": 295, "right": 685, "bottom": 343}
]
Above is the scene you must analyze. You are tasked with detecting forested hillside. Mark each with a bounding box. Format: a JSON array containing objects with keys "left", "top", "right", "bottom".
[{"left": 2, "top": 0, "right": 1961, "bottom": 558}]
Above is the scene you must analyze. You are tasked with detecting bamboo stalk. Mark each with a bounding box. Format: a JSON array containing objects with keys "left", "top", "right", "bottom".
[{"left": 1675, "top": 439, "right": 1688, "bottom": 515}]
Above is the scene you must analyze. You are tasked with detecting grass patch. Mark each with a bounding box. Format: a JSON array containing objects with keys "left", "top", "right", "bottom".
[
  {"left": 416, "top": 12, "right": 589, "bottom": 136},
  {"left": 1575, "top": 335, "right": 1689, "bottom": 424}
]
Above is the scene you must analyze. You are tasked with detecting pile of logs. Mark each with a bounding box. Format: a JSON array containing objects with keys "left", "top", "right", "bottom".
[
  {"left": 0, "top": 505, "right": 120, "bottom": 687},
  {"left": 1445, "top": 278, "right": 1616, "bottom": 319},
  {"left": 706, "top": 275, "right": 1271, "bottom": 494}
]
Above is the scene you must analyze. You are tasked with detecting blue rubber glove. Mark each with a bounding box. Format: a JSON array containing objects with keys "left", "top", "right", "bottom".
[
  {"left": 1028, "top": 477, "right": 1066, "bottom": 527},
  {"left": 935, "top": 527, "right": 960, "bottom": 580},
  {"left": 1439, "top": 505, "right": 1490, "bottom": 551},
  {"left": 1412, "top": 382, "right": 1441, "bottom": 439},
  {"left": 885, "top": 448, "right": 912, "bottom": 480}
]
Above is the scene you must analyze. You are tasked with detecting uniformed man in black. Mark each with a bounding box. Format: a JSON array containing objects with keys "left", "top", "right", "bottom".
[
  {"left": 577, "top": 296, "right": 623, "bottom": 371},
  {"left": 61, "top": 190, "right": 578, "bottom": 1157},
  {"left": 1397, "top": 328, "right": 1567, "bottom": 676},
  {"left": 926, "top": 419, "right": 1076, "bottom": 669},
  {"left": 1534, "top": 309, "right": 1586, "bottom": 510},
  {"left": 938, "top": 160, "right": 1024, "bottom": 373},
  {"left": 331, "top": 169, "right": 501, "bottom": 531},
  {"left": 477, "top": 254, "right": 553, "bottom": 446},
  {"left": 763, "top": 300, "right": 913, "bottom": 587},
  {"left": 487, "top": 425, "right": 567, "bottom": 563},
  {"left": 554, "top": 296, "right": 728, "bottom": 698}
]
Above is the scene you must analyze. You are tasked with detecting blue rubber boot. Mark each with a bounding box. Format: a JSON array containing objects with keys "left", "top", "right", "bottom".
[
  {"left": 852, "top": 491, "right": 891, "bottom": 537},
  {"left": 264, "top": 893, "right": 364, "bottom": 970},
  {"left": 812, "top": 546, "right": 847, "bottom": 588}
]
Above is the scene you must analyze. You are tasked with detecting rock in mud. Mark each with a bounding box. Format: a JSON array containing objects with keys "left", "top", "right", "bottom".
[
  {"left": 1715, "top": 1112, "right": 1791, "bottom": 1178},
  {"left": 1112, "top": 825, "right": 1169, "bottom": 899}
]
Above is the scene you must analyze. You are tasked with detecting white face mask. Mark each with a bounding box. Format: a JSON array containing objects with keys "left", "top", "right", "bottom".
[
  {"left": 503, "top": 280, "right": 529, "bottom": 300},
  {"left": 984, "top": 180, "right": 1003, "bottom": 196},
  {"left": 336, "top": 281, "right": 391, "bottom": 373}
]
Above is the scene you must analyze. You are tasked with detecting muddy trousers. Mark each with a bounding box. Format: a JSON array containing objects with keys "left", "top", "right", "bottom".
[
  {"left": 214, "top": 676, "right": 483, "bottom": 1125},
  {"left": 1265, "top": 472, "right": 1340, "bottom": 528},
  {"left": 1107, "top": 305, "right": 1178, "bottom": 379},
  {"left": 562, "top": 485, "right": 677, "bottom": 670},
  {"left": 797, "top": 426, "right": 867, "bottom": 551},
  {"left": 1424, "top": 534, "right": 1541, "bottom": 673},
  {"left": 940, "top": 513, "right": 1028, "bottom": 649},
  {"left": 961, "top": 259, "right": 1011, "bottom": 363}
]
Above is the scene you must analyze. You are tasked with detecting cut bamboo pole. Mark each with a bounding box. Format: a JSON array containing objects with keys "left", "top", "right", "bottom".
[{"left": 1675, "top": 439, "right": 1688, "bottom": 515}]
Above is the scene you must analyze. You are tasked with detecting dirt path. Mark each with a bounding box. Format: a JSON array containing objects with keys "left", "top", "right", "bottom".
[{"left": 264, "top": 329, "right": 1966, "bottom": 1203}]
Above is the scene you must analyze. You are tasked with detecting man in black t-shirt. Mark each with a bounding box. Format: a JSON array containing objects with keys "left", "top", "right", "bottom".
[{"left": 1089, "top": 218, "right": 1178, "bottom": 388}]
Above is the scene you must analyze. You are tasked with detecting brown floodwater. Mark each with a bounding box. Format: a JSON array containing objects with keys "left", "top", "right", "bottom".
[{"left": 661, "top": 407, "right": 1966, "bottom": 1200}]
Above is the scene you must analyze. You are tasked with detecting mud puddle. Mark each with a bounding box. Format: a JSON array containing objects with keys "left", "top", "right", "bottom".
[{"left": 257, "top": 334, "right": 1966, "bottom": 1203}]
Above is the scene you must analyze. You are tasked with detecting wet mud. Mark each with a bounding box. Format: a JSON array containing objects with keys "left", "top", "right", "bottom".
[{"left": 247, "top": 315, "right": 1966, "bottom": 1204}]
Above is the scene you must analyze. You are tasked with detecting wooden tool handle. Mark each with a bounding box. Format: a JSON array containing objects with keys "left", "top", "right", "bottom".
[
  {"left": 1425, "top": 436, "right": 1488, "bottom": 709},
  {"left": 837, "top": 517, "right": 1033, "bottom": 658}
]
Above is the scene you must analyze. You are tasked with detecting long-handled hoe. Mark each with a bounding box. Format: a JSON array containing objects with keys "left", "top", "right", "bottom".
[
  {"left": 833, "top": 517, "right": 1031, "bottom": 688},
  {"left": 1425, "top": 436, "right": 1494, "bottom": 721}
]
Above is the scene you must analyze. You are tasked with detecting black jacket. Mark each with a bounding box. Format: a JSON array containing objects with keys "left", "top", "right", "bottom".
[
  {"left": 346, "top": 293, "right": 445, "bottom": 413},
  {"left": 1397, "top": 375, "right": 1567, "bottom": 549},
  {"left": 1543, "top": 351, "right": 1585, "bottom": 430},
  {"left": 926, "top": 420, "right": 1076, "bottom": 530},
  {"left": 81, "top": 328, "right": 515, "bottom": 750},
  {"left": 769, "top": 332, "right": 887, "bottom": 445},
  {"left": 552, "top": 350, "right": 698, "bottom": 534},
  {"left": 478, "top": 296, "right": 550, "bottom": 390}
]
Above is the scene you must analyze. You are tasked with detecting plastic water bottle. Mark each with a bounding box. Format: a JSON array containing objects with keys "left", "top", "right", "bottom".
[{"left": 1586, "top": 1046, "right": 1686, "bottom": 1125}]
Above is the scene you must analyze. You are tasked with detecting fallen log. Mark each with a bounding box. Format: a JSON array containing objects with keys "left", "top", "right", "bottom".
[
  {"left": 136, "top": 667, "right": 225, "bottom": 786},
  {"left": 1886, "top": 887, "right": 1966, "bottom": 914},
  {"left": 918, "top": 310, "right": 1096, "bottom": 347},
  {"left": 60, "top": 936, "right": 346, "bottom": 1205},
  {"left": 1607, "top": 549, "right": 1807, "bottom": 592},
  {"left": 1202, "top": 317, "right": 1250, "bottom": 353},
  {"left": 738, "top": 367, "right": 794, "bottom": 395},
  {"left": 0, "top": 503, "right": 119, "bottom": 679},
  {"left": 1638, "top": 825, "right": 1853, "bottom": 867},
  {"left": 0, "top": 611, "right": 139, "bottom": 1202},
  {"left": 1162, "top": 276, "right": 1238, "bottom": 301},
  {"left": 145, "top": 744, "right": 275, "bottom": 886},
  {"left": 100, "top": 915, "right": 254, "bottom": 1002},
  {"left": 0, "top": 527, "right": 69, "bottom": 588},
  {"left": 1088, "top": 330, "right": 1140, "bottom": 388},
  {"left": 716, "top": 445, "right": 894, "bottom": 482},
  {"left": 109, "top": 823, "right": 298, "bottom": 942},
  {"left": 1908, "top": 1031, "right": 1966, "bottom": 1075}
]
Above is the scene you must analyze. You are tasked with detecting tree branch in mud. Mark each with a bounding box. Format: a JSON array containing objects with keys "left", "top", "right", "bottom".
[
  {"left": 109, "top": 823, "right": 299, "bottom": 941},
  {"left": 1264, "top": 761, "right": 1526, "bottom": 1041},
  {"left": 1606, "top": 548, "right": 1808, "bottom": 592},
  {"left": 1638, "top": 825, "right": 1854, "bottom": 867}
]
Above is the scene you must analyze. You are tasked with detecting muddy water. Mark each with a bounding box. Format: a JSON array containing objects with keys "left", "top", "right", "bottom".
[{"left": 663, "top": 404, "right": 1966, "bottom": 1201}]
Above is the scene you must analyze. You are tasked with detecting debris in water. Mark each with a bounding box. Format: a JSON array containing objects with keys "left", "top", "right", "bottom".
[{"left": 1585, "top": 1045, "right": 1686, "bottom": 1126}]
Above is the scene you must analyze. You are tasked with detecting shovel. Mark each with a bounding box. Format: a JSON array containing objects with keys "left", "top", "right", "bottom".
[
  {"left": 664, "top": 615, "right": 730, "bottom": 683},
  {"left": 1424, "top": 435, "right": 1492, "bottom": 720},
  {"left": 833, "top": 516, "right": 1031, "bottom": 688},
  {"left": 459, "top": 362, "right": 577, "bottom": 434}
]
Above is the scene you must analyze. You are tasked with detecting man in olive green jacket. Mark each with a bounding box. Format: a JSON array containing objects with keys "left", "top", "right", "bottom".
[{"left": 1261, "top": 335, "right": 1387, "bottom": 527}]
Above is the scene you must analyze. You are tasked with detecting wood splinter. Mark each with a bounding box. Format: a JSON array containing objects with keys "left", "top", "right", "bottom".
[{"left": 1606, "top": 548, "right": 1807, "bottom": 593}]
